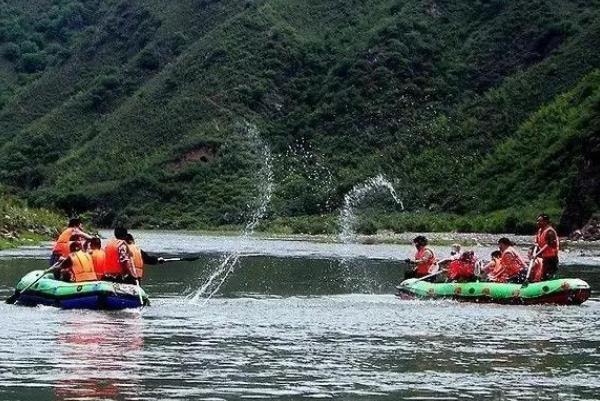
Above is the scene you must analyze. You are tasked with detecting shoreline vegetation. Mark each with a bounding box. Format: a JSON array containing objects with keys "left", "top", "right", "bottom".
[{"left": 0, "top": 193, "right": 63, "bottom": 250}]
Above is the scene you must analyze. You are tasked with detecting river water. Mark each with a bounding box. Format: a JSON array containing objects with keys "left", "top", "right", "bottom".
[{"left": 0, "top": 232, "right": 599, "bottom": 401}]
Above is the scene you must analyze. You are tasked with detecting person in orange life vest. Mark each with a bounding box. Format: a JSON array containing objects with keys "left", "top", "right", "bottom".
[
  {"left": 535, "top": 213, "right": 559, "bottom": 280},
  {"left": 405, "top": 236, "right": 437, "bottom": 280},
  {"left": 527, "top": 245, "right": 545, "bottom": 282},
  {"left": 87, "top": 237, "right": 106, "bottom": 278},
  {"left": 489, "top": 238, "right": 527, "bottom": 283},
  {"left": 54, "top": 241, "right": 97, "bottom": 283},
  {"left": 50, "top": 217, "right": 94, "bottom": 266},
  {"left": 102, "top": 227, "right": 135, "bottom": 283},
  {"left": 482, "top": 250, "right": 501, "bottom": 279},
  {"left": 447, "top": 251, "right": 477, "bottom": 282},
  {"left": 124, "top": 233, "right": 165, "bottom": 284}
]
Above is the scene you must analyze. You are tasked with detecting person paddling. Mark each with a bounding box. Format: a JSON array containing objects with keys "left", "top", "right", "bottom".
[
  {"left": 405, "top": 236, "right": 437, "bottom": 281},
  {"left": 124, "top": 233, "right": 164, "bottom": 284},
  {"left": 50, "top": 218, "right": 94, "bottom": 266},
  {"left": 102, "top": 227, "right": 135, "bottom": 283},
  {"left": 535, "top": 213, "right": 559, "bottom": 280},
  {"left": 489, "top": 238, "right": 527, "bottom": 283}
]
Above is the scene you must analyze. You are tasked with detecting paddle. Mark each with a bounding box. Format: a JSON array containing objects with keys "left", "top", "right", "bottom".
[
  {"left": 135, "top": 278, "right": 144, "bottom": 308},
  {"left": 5, "top": 263, "right": 60, "bottom": 304},
  {"left": 401, "top": 269, "right": 446, "bottom": 286},
  {"left": 162, "top": 256, "right": 200, "bottom": 262},
  {"left": 523, "top": 245, "right": 547, "bottom": 285}
]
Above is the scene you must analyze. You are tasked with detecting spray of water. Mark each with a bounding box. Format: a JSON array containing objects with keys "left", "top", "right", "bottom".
[
  {"left": 188, "top": 123, "right": 273, "bottom": 304},
  {"left": 337, "top": 174, "right": 403, "bottom": 293},
  {"left": 339, "top": 174, "right": 403, "bottom": 243}
]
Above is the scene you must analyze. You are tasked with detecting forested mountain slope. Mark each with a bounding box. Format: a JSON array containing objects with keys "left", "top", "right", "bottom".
[{"left": 0, "top": 0, "right": 598, "bottom": 232}]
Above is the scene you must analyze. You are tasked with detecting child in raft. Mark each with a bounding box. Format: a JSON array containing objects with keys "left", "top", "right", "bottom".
[
  {"left": 481, "top": 251, "right": 502, "bottom": 280},
  {"left": 446, "top": 250, "right": 477, "bottom": 282},
  {"left": 488, "top": 238, "right": 528, "bottom": 283},
  {"left": 437, "top": 243, "right": 462, "bottom": 268}
]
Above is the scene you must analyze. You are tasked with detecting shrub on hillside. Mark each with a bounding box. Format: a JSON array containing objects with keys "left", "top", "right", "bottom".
[{"left": 2, "top": 42, "right": 20, "bottom": 61}]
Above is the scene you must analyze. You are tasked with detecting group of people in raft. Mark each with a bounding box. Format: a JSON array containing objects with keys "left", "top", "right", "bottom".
[
  {"left": 405, "top": 214, "right": 560, "bottom": 283},
  {"left": 50, "top": 213, "right": 559, "bottom": 286},
  {"left": 49, "top": 218, "right": 165, "bottom": 285}
]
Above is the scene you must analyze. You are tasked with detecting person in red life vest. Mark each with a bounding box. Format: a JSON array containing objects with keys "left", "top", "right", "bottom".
[
  {"left": 124, "top": 233, "right": 164, "bottom": 283},
  {"left": 103, "top": 227, "right": 135, "bottom": 283},
  {"left": 88, "top": 237, "right": 106, "bottom": 279},
  {"left": 527, "top": 246, "right": 545, "bottom": 282},
  {"left": 50, "top": 218, "right": 94, "bottom": 266},
  {"left": 405, "top": 236, "right": 437, "bottom": 281},
  {"left": 489, "top": 238, "right": 527, "bottom": 283},
  {"left": 447, "top": 251, "right": 477, "bottom": 282},
  {"left": 535, "top": 213, "right": 560, "bottom": 280},
  {"left": 54, "top": 241, "right": 98, "bottom": 283}
]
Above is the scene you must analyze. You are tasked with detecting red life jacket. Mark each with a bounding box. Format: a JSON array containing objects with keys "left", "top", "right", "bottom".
[
  {"left": 493, "top": 246, "right": 526, "bottom": 282},
  {"left": 52, "top": 228, "right": 74, "bottom": 257},
  {"left": 104, "top": 239, "right": 128, "bottom": 276},
  {"left": 127, "top": 244, "right": 144, "bottom": 279},
  {"left": 90, "top": 249, "right": 106, "bottom": 277},
  {"left": 68, "top": 250, "right": 97, "bottom": 282},
  {"left": 447, "top": 259, "right": 475, "bottom": 281},
  {"left": 536, "top": 226, "right": 559, "bottom": 258},
  {"left": 415, "top": 247, "right": 436, "bottom": 277}
]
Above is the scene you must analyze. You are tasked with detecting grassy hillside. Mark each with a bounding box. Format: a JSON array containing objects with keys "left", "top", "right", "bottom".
[{"left": 0, "top": 0, "right": 598, "bottom": 233}]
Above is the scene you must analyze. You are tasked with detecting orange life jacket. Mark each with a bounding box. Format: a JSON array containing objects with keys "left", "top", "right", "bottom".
[
  {"left": 68, "top": 250, "right": 97, "bottom": 282},
  {"left": 127, "top": 244, "right": 144, "bottom": 279},
  {"left": 415, "top": 247, "right": 436, "bottom": 277},
  {"left": 52, "top": 228, "right": 75, "bottom": 257},
  {"left": 90, "top": 249, "right": 106, "bottom": 277},
  {"left": 536, "top": 226, "right": 559, "bottom": 258},
  {"left": 492, "top": 246, "right": 526, "bottom": 282},
  {"left": 104, "top": 239, "right": 128, "bottom": 276}
]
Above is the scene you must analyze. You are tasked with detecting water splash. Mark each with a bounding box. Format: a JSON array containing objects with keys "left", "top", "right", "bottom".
[
  {"left": 189, "top": 123, "right": 273, "bottom": 304},
  {"left": 337, "top": 175, "right": 403, "bottom": 293},
  {"left": 339, "top": 174, "right": 403, "bottom": 243}
]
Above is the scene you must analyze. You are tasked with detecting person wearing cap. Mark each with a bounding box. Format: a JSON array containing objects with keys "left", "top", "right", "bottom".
[{"left": 123, "top": 233, "right": 164, "bottom": 284}]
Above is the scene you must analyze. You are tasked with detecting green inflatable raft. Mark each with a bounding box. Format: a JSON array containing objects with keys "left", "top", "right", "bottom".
[
  {"left": 11, "top": 270, "right": 150, "bottom": 310},
  {"left": 396, "top": 278, "right": 591, "bottom": 305}
]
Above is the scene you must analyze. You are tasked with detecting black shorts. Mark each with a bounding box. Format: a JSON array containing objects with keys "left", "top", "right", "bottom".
[{"left": 542, "top": 257, "right": 559, "bottom": 280}]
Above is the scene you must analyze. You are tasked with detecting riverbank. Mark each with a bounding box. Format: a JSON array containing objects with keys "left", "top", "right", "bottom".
[{"left": 0, "top": 193, "right": 63, "bottom": 250}]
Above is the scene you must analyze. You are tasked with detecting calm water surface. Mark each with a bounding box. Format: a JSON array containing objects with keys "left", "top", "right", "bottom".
[{"left": 0, "top": 232, "right": 599, "bottom": 401}]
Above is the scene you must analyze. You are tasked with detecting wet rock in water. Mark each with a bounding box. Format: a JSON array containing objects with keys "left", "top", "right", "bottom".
[{"left": 579, "top": 214, "right": 600, "bottom": 241}]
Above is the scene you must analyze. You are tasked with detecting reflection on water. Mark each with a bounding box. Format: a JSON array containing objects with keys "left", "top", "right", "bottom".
[
  {"left": 53, "top": 313, "right": 143, "bottom": 401},
  {"left": 0, "top": 237, "right": 599, "bottom": 400},
  {"left": 1, "top": 294, "right": 599, "bottom": 401}
]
